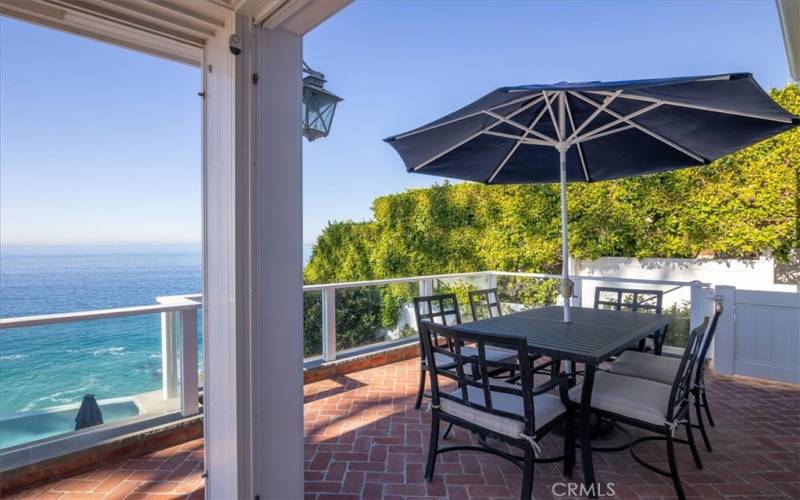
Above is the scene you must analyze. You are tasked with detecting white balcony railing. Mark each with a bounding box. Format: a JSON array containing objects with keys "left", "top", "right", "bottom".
[
  {"left": 0, "top": 295, "right": 203, "bottom": 421},
  {"left": 304, "top": 271, "right": 714, "bottom": 362},
  {"left": 0, "top": 271, "right": 714, "bottom": 438}
]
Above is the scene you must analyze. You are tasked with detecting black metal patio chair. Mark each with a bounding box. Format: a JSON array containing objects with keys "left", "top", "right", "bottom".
[
  {"left": 419, "top": 321, "right": 575, "bottom": 500},
  {"left": 568, "top": 318, "right": 709, "bottom": 500},
  {"left": 610, "top": 299, "right": 723, "bottom": 451},
  {"left": 468, "top": 288, "right": 560, "bottom": 378},
  {"left": 594, "top": 286, "right": 667, "bottom": 354},
  {"left": 412, "top": 293, "right": 517, "bottom": 410}
]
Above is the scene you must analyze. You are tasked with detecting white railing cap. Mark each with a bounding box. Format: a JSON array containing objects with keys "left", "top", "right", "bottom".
[
  {"left": 0, "top": 301, "right": 201, "bottom": 330},
  {"left": 0, "top": 271, "right": 711, "bottom": 330}
]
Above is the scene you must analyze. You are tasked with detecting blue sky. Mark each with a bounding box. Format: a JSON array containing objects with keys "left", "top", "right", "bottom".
[{"left": 1, "top": 1, "right": 792, "bottom": 245}]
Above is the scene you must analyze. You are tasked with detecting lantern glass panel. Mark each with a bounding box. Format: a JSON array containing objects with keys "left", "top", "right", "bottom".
[{"left": 303, "top": 85, "right": 341, "bottom": 141}]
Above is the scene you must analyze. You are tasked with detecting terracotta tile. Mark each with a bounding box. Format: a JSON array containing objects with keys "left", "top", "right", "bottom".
[{"left": 9, "top": 358, "right": 800, "bottom": 500}]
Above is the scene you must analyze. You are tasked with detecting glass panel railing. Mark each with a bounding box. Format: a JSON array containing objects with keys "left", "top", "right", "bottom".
[
  {"left": 0, "top": 313, "right": 183, "bottom": 450},
  {"left": 303, "top": 290, "right": 323, "bottom": 358},
  {"left": 334, "top": 282, "right": 417, "bottom": 353},
  {"left": 495, "top": 274, "right": 559, "bottom": 315},
  {"left": 432, "top": 274, "right": 492, "bottom": 322}
]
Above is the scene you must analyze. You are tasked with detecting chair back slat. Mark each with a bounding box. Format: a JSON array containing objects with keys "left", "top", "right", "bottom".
[
  {"left": 414, "top": 293, "right": 462, "bottom": 326},
  {"left": 413, "top": 294, "right": 462, "bottom": 362},
  {"left": 594, "top": 287, "right": 664, "bottom": 314},
  {"left": 695, "top": 298, "right": 724, "bottom": 385},
  {"left": 666, "top": 317, "right": 708, "bottom": 421},
  {"left": 469, "top": 288, "right": 503, "bottom": 320},
  {"left": 419, "top": 321, "right": 535, "bottom": 435}
]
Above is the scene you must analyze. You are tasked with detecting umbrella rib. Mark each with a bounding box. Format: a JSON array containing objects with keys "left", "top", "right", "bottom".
[
  {"left": 543, "top": 91, "right": 564, "bottom": 141},
  {"left": 577, "top": 124, "right": 634, "bottom": 143},
  {"left": 483, "top": 110, "right": 558, "bottom": 144},
  {"left": 585, "top": 90, "right": 795, "bottom": 124},
  {"left": 486, "top": 92, "right": 559, "bottom": 183},
  {"left": 565, "top": 90, "right": 622, "bottom": 143},
  {"left": 393, "top": 94, "right": 545, "bottom": 140},
  {"left": 487, "top": 142, "right": 521, "bottom": 183},
  {"left": 484, "top": 130, "right": 552, "bottom": 145},
  {"left": 570, "top": 91, "right": 706, "bottom": 163},
  {"left": 569, "top": 96, "right": 662, "bottom": 144},
  {"left": 564, "top": 95, "right": 590, "bottom": 182},
  {"left": 411, "top": 95, "right": 549, "bottom": 171}
]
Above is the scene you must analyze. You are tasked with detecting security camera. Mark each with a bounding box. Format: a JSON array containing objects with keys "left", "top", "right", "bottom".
[{"left": 229, "top": 34, "right": 242, "bottom": 56}]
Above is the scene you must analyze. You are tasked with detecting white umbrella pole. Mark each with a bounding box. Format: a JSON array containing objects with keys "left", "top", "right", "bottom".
[{"left": 559, "top": 147, "right": 571, "bottom": 322}]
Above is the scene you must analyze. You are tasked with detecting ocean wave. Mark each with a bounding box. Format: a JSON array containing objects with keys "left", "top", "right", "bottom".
[
  {"left": 92, "top": 347, "right": 126, "bottom": 357},
  {"left": 20, "top": 386, "right": 91, "bottom": 412},
  {"left": 0, "top": 354, "right": 28, "bottom": 361}
]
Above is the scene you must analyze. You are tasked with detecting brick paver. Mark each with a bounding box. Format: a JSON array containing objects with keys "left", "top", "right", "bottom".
[{"left": 8, "top": 358, "right": 800, "bottom": 499}]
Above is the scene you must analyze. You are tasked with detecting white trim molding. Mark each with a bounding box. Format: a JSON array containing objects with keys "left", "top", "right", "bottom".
[
  {"left": 777, "top": 0, "right": 800, "bottom": 82},
  {"left": 0, "top": 0, "right": 351, "bottom": 66}
]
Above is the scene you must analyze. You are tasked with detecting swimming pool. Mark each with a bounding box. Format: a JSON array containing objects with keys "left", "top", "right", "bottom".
[{"left": 0, "top": 398, "right": 140, "bottom": 450}]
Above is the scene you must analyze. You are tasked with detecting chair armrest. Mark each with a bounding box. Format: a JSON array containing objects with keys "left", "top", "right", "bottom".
[
  {"left": 531, "top": 373, "right": 571, "bottom": 406},
  {"left": 531, "top": 373, "right": 569, "bottom": 397}
]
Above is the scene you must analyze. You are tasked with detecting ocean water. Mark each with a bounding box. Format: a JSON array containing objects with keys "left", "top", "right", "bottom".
[
  {"left": 0, "top": 246, "right": 203, "bottom": 416},
  {"left": 0, "top": 244, "right": 315, "bottom": 417}
]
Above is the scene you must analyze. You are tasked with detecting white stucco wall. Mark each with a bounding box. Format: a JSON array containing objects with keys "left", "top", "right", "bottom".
[{"left": 574, "top": 256, "right": 796, "bottom": 308}]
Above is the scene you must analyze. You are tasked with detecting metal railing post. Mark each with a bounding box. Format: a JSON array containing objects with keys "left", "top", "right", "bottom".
[
  {"left": 419, "top": 278, "right": 434, "bottom": 297},
  {"left": 161, "top": 311, "right": 180, "bottom": 399},
  {"left": 690, "top": 280, "right": 714, "bottom": 330},
  {"left": 571, "top": 276, "right": 583, "bottom": 308},
  {"left": 180, "top": 308, "right": 199, "bottom": 416},
  {"left": 486, "top": 271, "right": 497, "bottom": 290},
  {"left": 322, "top": 287, "right": 337, "bottom": 362}
]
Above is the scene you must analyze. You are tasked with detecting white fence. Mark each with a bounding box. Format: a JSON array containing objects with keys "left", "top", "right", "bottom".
[
  {"left": 715, "top": 286, "right": 800, "bottom": 384},
  {"left": 574, "top": 256, "right": 796, "bottom": 310},
  {"left": 573, "top": 256, "right": 799, "bottom": 383}
]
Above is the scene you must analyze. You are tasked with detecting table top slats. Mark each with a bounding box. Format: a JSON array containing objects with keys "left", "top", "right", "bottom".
[{"left": 457, "top": 306, "right": 672, "bottom": 364}]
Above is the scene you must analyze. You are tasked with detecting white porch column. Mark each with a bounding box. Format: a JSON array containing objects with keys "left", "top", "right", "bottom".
[
  {"left": 251, "top": 25, "right": 305, "bottom": 500},
  {"left": 202, "top": 16, "right": 303, "bottom": 500}
]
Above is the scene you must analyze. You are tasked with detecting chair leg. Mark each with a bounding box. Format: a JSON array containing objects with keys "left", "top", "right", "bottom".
[
  {"left": 701, "top": 387, "right": 715, "bottom": 427},
  {"left": 563, "top": 412, "right": 575, "bottom": 479},
  {"left": 424, "top": 413, "right": 440, "bottom": 482},
  {"left": 551, "top": 359, "right": 561, "bottom": 380},
  {"left": 520, "top": 445, "right": 535, "bottom": 500},
  {"left": 694, "top": 388, "right": 712, "bottom": 452},
  {"left": 665, "top": 432, "right": 686, "bottom": 500},
  {"left": 442, "top": 422, "right": 453, "bottom": 440},
  {"left": 414, "top": 366, "right": 426, "bottom": 410},
  {"left": 654, "top": 328, "right": 665, "bottom": 355},
  {"left": 684, "top": 412, "right": 703, "bottom": 470}
]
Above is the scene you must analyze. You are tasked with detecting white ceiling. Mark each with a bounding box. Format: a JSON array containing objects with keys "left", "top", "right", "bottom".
[{"left": 0, "top": 0, "right": 350, "bottom": 65}]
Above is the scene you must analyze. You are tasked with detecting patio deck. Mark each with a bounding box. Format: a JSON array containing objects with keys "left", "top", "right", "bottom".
[{"left": 8, "top": 358, "right": 799, "bottom": 500}]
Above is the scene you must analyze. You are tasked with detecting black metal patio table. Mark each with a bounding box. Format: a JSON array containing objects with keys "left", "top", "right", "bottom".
[{"left": 457, "top": 305, "right": 672, "bottom": 495}]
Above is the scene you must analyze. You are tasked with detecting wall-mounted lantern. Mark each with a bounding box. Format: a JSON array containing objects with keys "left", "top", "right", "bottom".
[{"left": 302, "top": 62, "right": 342, "bottom": 141}]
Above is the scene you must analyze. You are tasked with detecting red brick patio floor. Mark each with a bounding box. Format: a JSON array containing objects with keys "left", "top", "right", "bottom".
[{"left": 9, "top": 358, "right": 800, "bottom": 499}]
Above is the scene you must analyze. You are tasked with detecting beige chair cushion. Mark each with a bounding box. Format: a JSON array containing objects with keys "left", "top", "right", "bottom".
[
  {"left": 568, "top": 371, "right": 671, "bottom": 426},
  {"left": 610, "top": 350, "right": 679, "bottom": 385},
  {"left": 439, "top": 383, "right": 565, "bottom": 437}
]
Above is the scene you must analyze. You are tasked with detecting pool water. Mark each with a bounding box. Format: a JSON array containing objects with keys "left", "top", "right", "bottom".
[{"left": 0, "top": 398, "right": 140, "bottom": 450}]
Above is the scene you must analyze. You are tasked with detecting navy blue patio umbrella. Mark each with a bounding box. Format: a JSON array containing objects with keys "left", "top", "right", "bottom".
[{"left": 384, "top": 73, "right": 798, "bottom": 322}]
